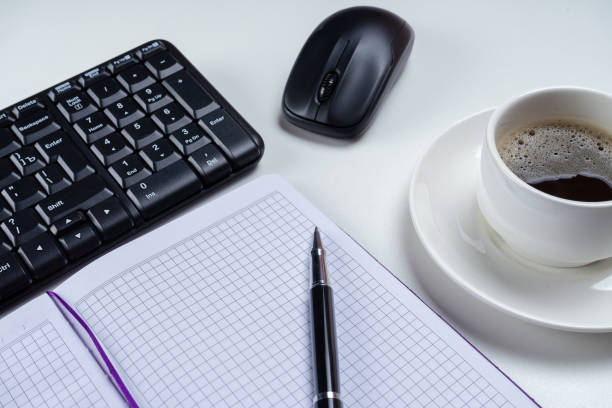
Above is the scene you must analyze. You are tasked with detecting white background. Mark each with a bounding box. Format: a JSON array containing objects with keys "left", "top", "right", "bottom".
[{"left": 1, "top": 1, "right": 611, "bottom": 406}]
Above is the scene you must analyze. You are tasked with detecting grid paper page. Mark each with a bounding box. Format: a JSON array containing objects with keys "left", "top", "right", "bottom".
[
  {"left": 0, "top": 322, "right": 109, "bottom": 408},
  {"left": 66, "top": 184, "right": 534, "bottom": 408}
]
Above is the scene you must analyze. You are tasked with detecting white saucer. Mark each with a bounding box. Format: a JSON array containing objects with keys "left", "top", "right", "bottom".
[{"left": 409, "top": 109, "right": 612, "bottom": 332}]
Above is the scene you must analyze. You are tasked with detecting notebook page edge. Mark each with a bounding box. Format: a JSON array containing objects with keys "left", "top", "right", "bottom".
[{"left": 0, "top": 295, "right": 125, "bottom": 407}]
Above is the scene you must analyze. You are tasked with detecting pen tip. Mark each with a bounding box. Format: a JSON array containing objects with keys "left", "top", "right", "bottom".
[{"left": 313, "top": 227, "right": 323, "bottom": 250}]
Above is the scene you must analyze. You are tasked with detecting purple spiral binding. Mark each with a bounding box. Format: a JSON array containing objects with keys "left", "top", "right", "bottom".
[{"left": 47, "top": 291, "right": 139, "bottom": 408}]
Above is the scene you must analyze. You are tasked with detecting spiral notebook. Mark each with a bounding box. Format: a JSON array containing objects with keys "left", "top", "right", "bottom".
[{"left": 0, "top": 175, "right": 539, "bottom": 407}]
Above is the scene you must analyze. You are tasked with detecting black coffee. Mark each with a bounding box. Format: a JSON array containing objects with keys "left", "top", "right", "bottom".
[
  {"left": 529, "top": 174, "right": 612, "bottom": 202},
  {"left": 498, "top": 120, "right": 612, "bottom": 202}
]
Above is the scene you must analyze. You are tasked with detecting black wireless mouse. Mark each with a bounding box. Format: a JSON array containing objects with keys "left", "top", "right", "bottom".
[{"left": 282, "top": 6, "right": 414, "bottom": 139}]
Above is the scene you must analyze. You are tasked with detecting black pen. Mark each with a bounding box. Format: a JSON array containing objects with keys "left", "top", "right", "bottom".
[{"left": 310, "top": 227, "right": 343, "bottom": 408}]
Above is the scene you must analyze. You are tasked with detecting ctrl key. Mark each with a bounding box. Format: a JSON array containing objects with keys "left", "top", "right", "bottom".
[{"left": 0, "top": 252, "right": 30, "bottom": 299}]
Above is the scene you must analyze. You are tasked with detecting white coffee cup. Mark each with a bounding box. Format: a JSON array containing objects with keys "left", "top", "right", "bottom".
[{"left": 477, "top": 87, "right": 612, "bottom": 267}]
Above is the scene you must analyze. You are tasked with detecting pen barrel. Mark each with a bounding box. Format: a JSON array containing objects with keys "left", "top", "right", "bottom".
[{"left": 310, "top": 284, "right": 342, "bottom": 407}]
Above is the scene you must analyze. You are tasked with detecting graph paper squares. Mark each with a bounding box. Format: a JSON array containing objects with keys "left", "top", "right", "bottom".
[
  {"left": 75, "top": 192, "right": 515, "bottom": 408},
  {"left": 0, "top": 322, "right": 108, "bottom": 408}
]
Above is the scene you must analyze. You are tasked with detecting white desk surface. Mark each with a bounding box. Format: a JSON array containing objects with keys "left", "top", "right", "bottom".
[{"left": 2, "top": 1, "right": 611, "bottom": 406}]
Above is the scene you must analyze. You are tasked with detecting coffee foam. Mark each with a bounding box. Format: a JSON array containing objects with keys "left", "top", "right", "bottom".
[{"left": 497, "top": 120, "right": 612, "bottom": 186}]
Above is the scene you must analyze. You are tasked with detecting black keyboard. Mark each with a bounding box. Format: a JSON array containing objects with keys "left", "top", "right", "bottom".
[{"left": 0, "top": 40, "right": 264, "bottom": 310}]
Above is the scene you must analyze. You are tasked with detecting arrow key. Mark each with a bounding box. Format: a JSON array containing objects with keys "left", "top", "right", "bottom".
[
  {"left": 50, "top": 211, "right": 86, "bottom": 235},
  {"left": 87, "top": 197, "right": 133, "bottom": 240},
  {"left": 58, "top": 222, "right": 100, "bottom": 260},
  {"left": 18, "top": 233, "right": 66, "bottom": 280}
]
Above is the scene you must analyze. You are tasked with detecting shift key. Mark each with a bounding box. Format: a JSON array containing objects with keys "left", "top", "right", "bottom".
[{"left": 35, "top": 175, "right": 113, "bottom": 224}]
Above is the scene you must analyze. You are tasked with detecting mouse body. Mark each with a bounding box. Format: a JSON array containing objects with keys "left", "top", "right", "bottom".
[{"left": 282, "top": 6, "right": 414, "bottom": 139}]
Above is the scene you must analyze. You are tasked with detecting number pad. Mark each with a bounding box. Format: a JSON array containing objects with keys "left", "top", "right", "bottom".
[
  {"left": 169, "top": 123, "right": 210, "bottom": 155},
  {"left": 87, "top": 78, "right": 127, "bottom": 107},
  {"left": 121, "top": 118, "right": 163, "bottom": 149},
  {"left": 139, "top": 139, "right": 180, "bottom": 171},
  {"left": 151, "top": 102, "right": 190, "bottom": 133},
  {"left": 109, "top": 154, "right": 151, "bottom": 188},
  {"left": 91, "top": 133, "right": 132, "bottom": 166},
  {"left": 104, "top": 97, "right": 145, "bottom": 128},
  {"left": 117, "top": 65, "right": 155, "bottom": 93},
  {"left": 74, "top": 112, "right": 115, "bottom": 143},
  {"left": 133, "top": 84, "right": 173, "bottom": 113}
]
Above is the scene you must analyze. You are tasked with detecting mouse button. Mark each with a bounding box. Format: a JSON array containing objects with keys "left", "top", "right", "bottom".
[
  {"left": 319, "top": 37, "right": 392, "bottom": 127},
  {"left": 283, "top": 37, "right": 347, "bottom": 120}
]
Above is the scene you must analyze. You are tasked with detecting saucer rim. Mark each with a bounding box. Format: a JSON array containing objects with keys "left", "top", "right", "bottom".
[{"left": 408, "top": 108, "right": 612, "bottom": 333}]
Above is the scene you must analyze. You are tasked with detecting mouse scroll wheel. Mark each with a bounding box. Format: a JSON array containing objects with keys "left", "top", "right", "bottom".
[{"left": 317, "top": 71, "right": 339, "bottom": 103}]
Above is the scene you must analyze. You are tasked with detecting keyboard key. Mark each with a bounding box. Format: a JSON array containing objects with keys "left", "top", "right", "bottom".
[
  {"left": 127, "top": 161, "right": 201, "bottom": 219},
  {"left": 56, "top": 92, "right": 98, "bottom": 123},
  {"left": 0, "top": 237, "right": 11, "bottom": 253},
  {"left": 0, "top": 158, "right": 19, "bottom": 189},
  {"left": 145, "top": 51, "right": 182, "bottom": 79},
  {"left": 11, "top": 110, "right": 61, "bottom": 144},
  {"left": 74, "top": 112, "right": 115, "bottom": 143},
  {"left": 0, "top": 128, "right": 21, "bottom": 157},
  {"left": 10, "top": 146, "right": 45, "bottom": 176},
  {"left": 0, "top": 252, "right": 30, "bottom": 299},
  {"left": 117, "top": 65, "right": 155, "bottom": 93},
  {"left": 35, "top": 132, "right": 71, "bottom": 162},
  {"left": 0, "top": 111, "right": 13, "bottom": 127},
  {"left": 169, "top": 123, "right": 211, "bottom": 155},
  {"left": 18, "top": 233, "right": 66, "bottom": 280},
  {"left": 188, "top": 144, "right": 231, "bottom": 186},
  {"left": 104, "top": 98, "right": 145, "bottom": 128},
  {"left": 87, "top": 197, "right": 133, "bottom": 240},
  {"left": 2, "top": 177, "right": 46, "bottom": 212},
  {"left": 91, "top": 133, "right": 132, "bottom": 165},
  {"left": 87, "top": 78, "right": 127, "bottom": 108},
  {"left": 58, "top": 222, "right": 100, "bottom": 260},
  {"left": 163, "top": 71, "right": 218, "bottom": 119},
  {"left": 150, "top": 102, "right": 190, "bottom": 133},
  {"left": 50, "top": 211, "right": 86, "bottom": 235},
  {"left": 35, "top": 164, "right": 71, "bottom": 194},
  {"left": 0, "top": 199, "right": 11, "bottom": 222},
  {"left": 47, "top": 81, "right": 80, "bottom": 102},
  {"left": 1, "top": 209, "right": 47, "bottom": 246},
  {"left": 121, "top": 118, "right": 163, "bottom": 149},
  {"left": 57, "top": 149, "right": 95, "bottom": 182},
  {"left": 79, "top": 66, "right": 111, "bottom": 87},
  {"left": 107, "top": 53, "right": 137, "bottom": 74},
  {"left": 12, "top": 97, "right": 45, "bottom": 118},
  {"left": 35, "top": 131, "right": 94, "bottom": 181},
  {"left": 136, "top": 40, "right": 165, "bottom": 59},
  {"left": 133, "top": 84, "right": 173, "bottom": 113},
  {"left": 109, "top": 154, "right": 151, "bottom": 188},
  {"left": 139, "top": 139, "right": 180, "bottom": 171},
  {"left": 34, "top": 174, "right": 113, "bottom": 224},
  {"left": 199, "top": 109, "right": 259, "bottom": 168}
]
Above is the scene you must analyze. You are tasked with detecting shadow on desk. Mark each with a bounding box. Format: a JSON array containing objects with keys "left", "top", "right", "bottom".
[{"left": 401, "top": 189, "right": 612, "bottom": 367}]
